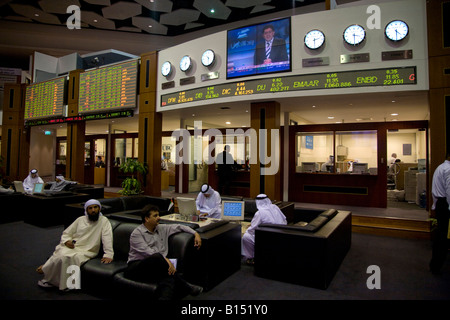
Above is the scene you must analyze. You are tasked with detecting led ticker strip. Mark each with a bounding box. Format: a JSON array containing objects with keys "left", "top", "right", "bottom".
[
  {"left": 78, "top": 59, "right": 138, "bottom": 114},
  {"left": 25, "top": 110, "right": 134, "bottom": 127},
  {"left": 24, "top": 77, "right": 66, "bottom": 120},
  {"left": 161, "top": 66, "right": 417, "bottom": 107}
]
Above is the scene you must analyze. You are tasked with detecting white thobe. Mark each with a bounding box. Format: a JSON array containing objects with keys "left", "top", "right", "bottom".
[
  {"left": 23, "top": 175, "right": 44, "bottom": 192},
  {"left": 41, "top": 215, "right": 113, "bottom": 290},
  {"left": 196, "top": 191, "right": 222, "bottom": 219},
  {"left": 242, "top": 201, "right": 287, "bottom": 259}
]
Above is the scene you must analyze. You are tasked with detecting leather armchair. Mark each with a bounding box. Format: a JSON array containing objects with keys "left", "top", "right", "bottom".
[{"left": 254, "top": 209, "right": 352, "bottom": 289}]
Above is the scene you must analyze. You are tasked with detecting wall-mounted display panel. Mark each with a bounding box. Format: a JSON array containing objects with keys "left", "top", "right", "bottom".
[
  {"left": 24, "top": 76, "right": 67, "bottom": 120},
  {"left": 161, "top": 66, "right": 416, "bottom": 107},
  {"left": 78, "top": 59, "right": 138, "bottom": 114},
  {"left": 226, "top": 17, "right": 291, "bottom": 79}
]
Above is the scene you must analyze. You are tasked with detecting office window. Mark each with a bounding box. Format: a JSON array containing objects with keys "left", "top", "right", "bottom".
[
  {"left": 295, "top": 132, "right": 333, "bottom": 172},
  {"left": 335, "top": 130, "right": 377, "bottom": 174}
]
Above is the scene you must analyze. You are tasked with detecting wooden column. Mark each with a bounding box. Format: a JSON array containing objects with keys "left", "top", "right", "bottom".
[
  {"left": 65, "top": 69, "right": 85, "bottom": 182},
  {"left": 1, "top": 83, "right": 30, "bottom": 181},
  {"left": 427, "top": 1, "right": 450, "bottom": 177},
  {"left": 138, "top": 52, "right": 162, "bottom": 196},
  {"left": 250, "top": 101, "right": 281, "bottom": 200}
]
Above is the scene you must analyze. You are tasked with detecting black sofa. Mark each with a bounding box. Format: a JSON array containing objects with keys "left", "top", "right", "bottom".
[
  {"left": 80, "top": 217, "right": 241, "bottom": 298},
  {"left": 254, "top": 208, "right": 352, "bottom": 289},
  {"left": 63, "top": 195, "right": 174, "bottom": 228},
  {"left": 81, "top": 218, "right": 197, "bottom": 299}
]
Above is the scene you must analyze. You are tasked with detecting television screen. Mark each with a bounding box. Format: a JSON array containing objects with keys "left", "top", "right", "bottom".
[
  {"left": 227, "top": 17, "right": 291, "bottom": 79},
  {"left": 24, "top": 76, "right": 67, "bottom": 120},
  {"left": 78, "top": 59, "right": 138, "bottom": 114},
  {"left": 220, "top": 201, "right": 245, "bottom": 221}
]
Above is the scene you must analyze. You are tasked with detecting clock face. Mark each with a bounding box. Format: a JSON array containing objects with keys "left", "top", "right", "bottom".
[
  {"left": 304, "top": 29, "right": 325, "bottom": 50},
  {"left": 180, "top": 55, "right": 192, "bottom": 72},
  {"left": 161, "top": 61, "right": 172, "bottom": 77},
  {"left": 385, "top": 20, "right": 409, "bottom": 42},
  {"left": 201, "top": 49, "right": 215, "bottom": 67},
  {"left": 343, "top": 24, "right": 366, "bottom": 45}
]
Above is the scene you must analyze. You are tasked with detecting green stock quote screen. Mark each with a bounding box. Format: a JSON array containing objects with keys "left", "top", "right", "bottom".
[
  {"left": 78, "top": 59, "right": 138, "bottom": 114},
  {"left": 24, "top": 76, "right": 66, "bottom": 120},
  {"left": 160, "top": 66, "right": 416, "bottom": 107}
]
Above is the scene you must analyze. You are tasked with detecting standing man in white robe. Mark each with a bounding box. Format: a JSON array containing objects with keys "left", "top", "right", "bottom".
[
  {"left": 37, "top": 199, "right": 114, "bottom": 290},
  {"left": 23, "top": 169, "right": 44, "bottom": 193},
  {"left": 242, "top": 194, "right": 287, "bottom": 265},
  {"left": 196, "top": 184, "right": 222, "bottom": 219}
]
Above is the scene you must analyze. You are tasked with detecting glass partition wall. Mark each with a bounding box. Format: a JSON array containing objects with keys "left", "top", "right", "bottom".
[{"left": 295, "top": 130, "right": 378, "bottom": 174}]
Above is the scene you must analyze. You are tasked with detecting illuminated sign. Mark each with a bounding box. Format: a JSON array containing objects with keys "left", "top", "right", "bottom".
[
  {"left": 24, "top": 77, "right": 66, "bottom": 120},
  {"left": 78, "top": 59, "right": 138, "bottom": 114},
  {"left": 161, "top": 66, "right": 416, "bottom": 107}
]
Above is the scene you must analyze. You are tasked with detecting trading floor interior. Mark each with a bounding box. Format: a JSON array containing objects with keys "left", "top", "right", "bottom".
[{"left": 0, "top": 0, "right": 449, "bottom": 307}]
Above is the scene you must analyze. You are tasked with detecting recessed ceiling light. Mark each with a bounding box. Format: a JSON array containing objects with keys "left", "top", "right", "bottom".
[
  {"left": 226, "top": 121, "right": 231, "bottom": 124},
  {"left": 312, "top": 105, "right": 316, "bottom": 108},
  {"left": 392, "top": 100, "right": 396, "bottom": 103},
  {"left": 148, "top": 25, "right": 152, "bottom": 28},
  {"left": 93, "top": 19, "right": 98, "bottom": 22},
  {"left": 391, "top": 113, "right": 398, "bottom": 116},
  {"left": 328, "top": 116, "right": 334, "bottom": 119},
  {"left": 210, "top": 9, "right": 215, "bottom": 13},
  {"left": 34, "top": 13, "right": 40, "bottom": 17}
]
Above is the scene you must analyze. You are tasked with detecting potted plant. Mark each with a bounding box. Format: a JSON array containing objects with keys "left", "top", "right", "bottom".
[{"left": 118, "top": 158, "right": 147, "bottom": 195}]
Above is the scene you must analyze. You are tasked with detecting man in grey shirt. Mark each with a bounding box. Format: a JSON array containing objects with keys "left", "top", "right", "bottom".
[{"left": 124, "top": 205, "right": 203, "bottom": 299}]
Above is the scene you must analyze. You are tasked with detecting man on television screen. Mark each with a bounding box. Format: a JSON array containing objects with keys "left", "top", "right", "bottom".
[{"left": 255, "top": 24, "right": 288, "bottom": 65}]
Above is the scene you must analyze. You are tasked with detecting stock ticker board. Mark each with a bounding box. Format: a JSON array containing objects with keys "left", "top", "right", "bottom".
[
  {"left": 160, "top": 66, "right": 417, "bottom": 107},
  {"left": 24, "top": 76, "right": 66, "bottom": 120},
  {"left": 78, "top": 59, "right": 138, "bottom": 114}
]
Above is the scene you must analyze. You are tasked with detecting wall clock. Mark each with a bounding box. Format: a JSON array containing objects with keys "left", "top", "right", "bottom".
[
  {"left": 180, "top": 55, "right": 192, "bottom": 72},
  {"left": 201, "top": 49, "right": 215, "bottom": 67},
  {"left": 385, "top": 20, "right": 409, "bottom": 42},
  {"left": 343, "top": 24, "right": 366, "bottom": 46},
  {"left": 161, "top": 61, "right": 172, "bottom": 77},
  {"left": 304, "top": 29, "right": 325, "bottom": 50}
]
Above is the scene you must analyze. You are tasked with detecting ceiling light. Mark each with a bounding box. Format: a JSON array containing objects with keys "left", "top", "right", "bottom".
[
  {"left": 328, "top": 116, "right": 334, "bottom": 119},
  {"left": 312, "top": 105, "right": 316, "bottom": 108},
  {"left": 93, "top": 19, "right": 98, "bottom": 22},
  {"left": 148, "top": 25, "right": 152, "bottom": 28},
  {"left": 210, "top": 9, "right": 215, "bottom": 13},
  {"left": 392, "top": 100, "right": 396, "bottom": 103},
  {"left": 391, "top": 113, "right": 398, "bottom": 116},
  {"left": 34, "top": 13, "right": 40, "bottom": 17},
  {"left": 226, "top": 121, "right": 231, "bottom": 124}
]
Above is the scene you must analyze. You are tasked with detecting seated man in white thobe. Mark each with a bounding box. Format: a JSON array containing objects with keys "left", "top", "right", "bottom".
[
  {"left": 23, "top": 169, "right": 44, "bottom": 193},
  {"left": 242, "top": 194, "right": 287, "bottom": 265},
  {"left": 195, "top": 184, "right": 222, "bottom": 219},
  {"left": 36, "top": 199, "right": 114, "bottom": 291},
  {"left": 47, "top": 175, "right": 74, "bottom": 192}
]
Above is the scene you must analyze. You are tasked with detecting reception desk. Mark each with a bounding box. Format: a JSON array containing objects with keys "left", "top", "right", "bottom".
[{"left": 94, "top": 167, "right": 105, "bottom": 185}]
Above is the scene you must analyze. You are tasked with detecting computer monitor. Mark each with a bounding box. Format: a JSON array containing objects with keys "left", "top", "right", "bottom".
[
  {"left": 14, "top": 181, "right": 25, "bottom": 193},
  {"left": 302, "top": 162, "right": 317, "bottom": 172},
  {"left": 353, "top": 163, "right": 368, "bottom": 174},
  {"left": 33, "top": 183, "right": 44, "bottom": 194},
  {"left": 176, "top": 197, "right": 197, "bottom": 215},
  {"left": 220, "top": 200, "right": 245, "bottom": 221}
]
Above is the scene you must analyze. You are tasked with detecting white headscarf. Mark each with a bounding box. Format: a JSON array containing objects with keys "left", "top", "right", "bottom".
[
  {"left": 84, "top": 199, "right": 103, "bottom": 217},
  {"left": 255, "top": 194, "right": 287, "bottom": 225}
]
